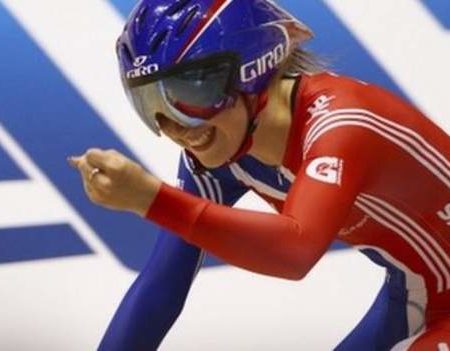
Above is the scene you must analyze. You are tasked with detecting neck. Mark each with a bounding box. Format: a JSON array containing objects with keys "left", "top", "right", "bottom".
[{"left": 248, "top": 77, "right": 296, "bottom": 166}]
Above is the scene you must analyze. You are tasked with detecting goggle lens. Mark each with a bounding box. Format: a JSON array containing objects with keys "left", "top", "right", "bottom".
[{"left": 123, "top": 54, "right": 239, "bottom": 134}]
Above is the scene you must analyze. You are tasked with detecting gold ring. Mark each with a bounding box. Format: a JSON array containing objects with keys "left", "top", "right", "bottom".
[{"left": 89, "top": 168, "right": 101, "bottom": 181}]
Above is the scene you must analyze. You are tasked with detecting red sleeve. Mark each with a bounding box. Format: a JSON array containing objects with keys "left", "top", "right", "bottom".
[{"left": 146, "top": 127, "right": 377, "bottom": 280}]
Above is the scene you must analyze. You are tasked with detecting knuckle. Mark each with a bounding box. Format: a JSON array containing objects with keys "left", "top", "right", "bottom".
[
  {"left": 98, "top": 179, "right": 113, "bottom": 195},
  {"left": 109, "top": 158, "right": 127, "bottom": 174},
  {"left": 86, "top": 148, "right": 100, "bottom": 157},
  {"left": 86, "top": 148, "right": 103, "bottom": 163},
  {"left": 106, "top": 149, "right": 119, "bottom": 157}
]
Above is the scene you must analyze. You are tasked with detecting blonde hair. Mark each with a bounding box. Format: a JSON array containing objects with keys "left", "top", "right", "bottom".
[{"left": 281, "top": 46, "right": 325, "bottom": 77}]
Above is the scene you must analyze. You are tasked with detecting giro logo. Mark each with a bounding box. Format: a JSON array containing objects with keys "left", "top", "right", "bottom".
[
  {"left": 240, "top": 43, "right": 287, "bottom": 83},
  {"left": 126, "top": 56, "right": 159, "bottom": 79},
  {"left": 437, "top": 203, "right": 450, "bottom": 226},
  {"left": 306, "top": 156, "right": 344, "bottom": 185},
  {"left": 133, "top": 55, "right": 148, "bottom": 67}
]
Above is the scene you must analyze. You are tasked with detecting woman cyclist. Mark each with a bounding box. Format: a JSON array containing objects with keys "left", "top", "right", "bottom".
[{"left": 70, "top": 0, "right": 450, "bottom": 349}]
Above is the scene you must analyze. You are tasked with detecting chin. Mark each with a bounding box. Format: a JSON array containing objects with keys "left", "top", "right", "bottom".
[
  {"left": 191, "top": 134, "right": 241, "bottom": 168},
  {"left": 193, "top": 146, "right": 232, "bottom": 168},
  {"left": 195, "top": 154, "right": 228, "bottom": 169}
]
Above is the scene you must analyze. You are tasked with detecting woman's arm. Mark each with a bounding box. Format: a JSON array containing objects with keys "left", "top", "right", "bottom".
[
  {"left": 70, "top": 126, "right": 376, "bottom": 346},
  {"left": 146, "top": 127, "right": 376, "bottom": 280},
  {"left": 98, "top": 231, "right": 202, "bottom": 351},
  {"left": 97, "top": 151, "right": 247, "bottom": 351}
]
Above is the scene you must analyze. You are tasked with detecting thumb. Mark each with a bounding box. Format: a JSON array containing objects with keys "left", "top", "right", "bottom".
[{"left": 67, "top": 156, "right": 82, "bottom": 169}]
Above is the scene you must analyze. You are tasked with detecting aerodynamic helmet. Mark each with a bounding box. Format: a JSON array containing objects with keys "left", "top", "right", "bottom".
[{"left": 116, "top": 0, "right": 313, "bottom": 136}]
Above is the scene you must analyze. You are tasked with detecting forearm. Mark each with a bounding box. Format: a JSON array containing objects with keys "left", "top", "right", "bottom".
[
  {"left": 147, "top": 184, "right": 323, "bottom": 280},
  {"left": 98, "top": 231, "right": 202, "bottom": 351}
]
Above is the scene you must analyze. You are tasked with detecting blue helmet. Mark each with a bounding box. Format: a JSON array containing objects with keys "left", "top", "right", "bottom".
[{"left": 117, "top": 0, "right": 312, "bottom": 135}]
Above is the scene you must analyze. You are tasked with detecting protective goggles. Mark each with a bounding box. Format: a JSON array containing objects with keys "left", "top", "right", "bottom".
[{"left": 123, "top": 53, "right": 240, "bottom": 135}]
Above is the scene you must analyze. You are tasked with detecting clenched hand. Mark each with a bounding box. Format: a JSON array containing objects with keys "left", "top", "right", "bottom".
[{"left": 68, "top": 148, "right": 162, "bottom": 217}]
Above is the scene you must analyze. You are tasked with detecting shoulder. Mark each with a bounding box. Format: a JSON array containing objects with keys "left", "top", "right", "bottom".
[
  {"left": 295, "top": 71, "right": 418, "bottom": 121},
  {"left": 297, "top": 72, "right": 393, "bottom": 118},
  {"left": 294, "top": 72, "right": 421, "bottom": 156}
]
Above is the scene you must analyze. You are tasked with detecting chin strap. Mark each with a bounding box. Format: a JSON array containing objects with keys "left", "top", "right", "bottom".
[
  {"left": 226, "top": 90, "right": 268, "bottom": 164},
  {"left": 187, "top": 90, "right": 268, "bottom": 174}
]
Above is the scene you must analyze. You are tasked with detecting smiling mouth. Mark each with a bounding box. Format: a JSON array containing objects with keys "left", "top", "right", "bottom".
[{"left": 186, "top": 127, "right": 216, "bottom": 152}]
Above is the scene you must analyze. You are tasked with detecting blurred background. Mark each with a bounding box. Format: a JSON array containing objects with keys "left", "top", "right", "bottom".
[{"left": 0, "top": 0, "right": 449, "bottom": 350}]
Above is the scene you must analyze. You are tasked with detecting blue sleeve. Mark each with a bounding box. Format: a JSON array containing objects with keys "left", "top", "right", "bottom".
[{"left": 98, "top": 151, "right": 247, "bottom": 351}]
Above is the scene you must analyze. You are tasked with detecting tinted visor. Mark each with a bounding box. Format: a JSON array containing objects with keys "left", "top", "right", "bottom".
[{"left": 124, "top": 53, "right": 239, "bottom": 135}]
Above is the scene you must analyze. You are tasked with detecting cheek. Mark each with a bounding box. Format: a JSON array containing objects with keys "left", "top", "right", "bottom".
[
  {"left": 219, "top": 99, "right": 249, "bottom": 151},
  {"left": 215, "top": 121, "right": 245, "bottom": 152},
  {"left": 196, "top": 100, "right": 248, "bottom": 166}
]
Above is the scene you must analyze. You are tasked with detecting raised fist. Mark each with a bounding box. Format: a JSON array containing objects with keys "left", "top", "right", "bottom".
[{"left": 69, "top": 148, "right": 162, "bottom": 216}]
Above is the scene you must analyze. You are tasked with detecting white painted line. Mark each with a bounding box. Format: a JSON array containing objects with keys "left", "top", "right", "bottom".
[
  {"left": 324, "top": 0, "right": 450, "bottom": 134},
  {"left": 0, "top": 180, "right": 67, "bottom": 227},
  {"left": 0, "top": 123, "right": 117, "bottom": 260},
  {"left": 1, "top": 0, "right": 181, "bottom": 183}
]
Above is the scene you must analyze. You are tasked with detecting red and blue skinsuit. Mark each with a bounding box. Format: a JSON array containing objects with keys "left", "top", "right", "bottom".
[{"left": 99, "top": 73, "right": 450, "bottom": 350}]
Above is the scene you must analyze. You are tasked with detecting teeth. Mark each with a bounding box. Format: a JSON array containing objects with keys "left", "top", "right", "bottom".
[{"left": 187, "top": 129, "right": 213, "bottom": 148}]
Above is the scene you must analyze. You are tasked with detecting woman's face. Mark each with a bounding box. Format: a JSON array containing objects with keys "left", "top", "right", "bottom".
[{"left": 158, "top": 96, "right": 248, "bottom": 168}]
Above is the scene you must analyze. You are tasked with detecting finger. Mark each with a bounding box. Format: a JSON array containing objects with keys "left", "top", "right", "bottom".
[
  {"left": 80, "top": 165, "right": 102, "bottom": 200},
  {"left": 85, "top": 173, "right": 114, "bottom": 206},
  {"left": 83, "top": 180, "right": 103, "bottom": 205},
  {"left": 90, "top": 172, "right": 112, "bottom": 191},
  {"left": 70, "top": 155, "right": 105, "bottom": 205},
  {"left": 85, "top": 148, "right": 111, "bottom": 170},
  {"left": 77, "top": 157, "right": 96, "bottom": 182},
  {"left": 87, "top": 149, "right": 130, "bottom": 177}
]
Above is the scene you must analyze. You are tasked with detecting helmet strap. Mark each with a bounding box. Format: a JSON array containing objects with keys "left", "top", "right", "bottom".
[{"left": 226, "top": 90, "right": 268, "bottom": 163}]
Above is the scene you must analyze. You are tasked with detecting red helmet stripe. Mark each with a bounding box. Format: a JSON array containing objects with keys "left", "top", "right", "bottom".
[{"left": 176, "top": 0, "right": 234, "bottom": 63}]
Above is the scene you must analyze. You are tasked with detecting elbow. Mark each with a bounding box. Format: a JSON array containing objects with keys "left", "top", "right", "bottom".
[
  {"left": 282, "top": 223, "right": 320, "bottom": 281},
  {"left": 284, "top": 268, "right": 309, "bottom": 281},
  {"left": 291, "top": 270, "right": 308, "bottom": 281},
  {"left": 251, "top": 257, "right": 311, "bottom": 281},
  {"left": 282, "top": 273, "right": 304, "bottom": 281},
  {"left": 278, "top": 220, "right": 314, "bottom": 281},
  {"left": 279, "top": 259, "right": 312, "bottom": 281},
  {"left": 277, "top": 246, "right": 313, "bottom": 281},
  {"left": 282, "top": 247, "right": 317, "bottom": 281}
]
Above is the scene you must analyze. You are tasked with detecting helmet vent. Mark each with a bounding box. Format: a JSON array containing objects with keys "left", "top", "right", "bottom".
[
  {"left": 166, "top": 0, "right": 192, "bottom": 16},
  {"left": 135, "top": 6, "right": 149, "bottom": 34},
  {"left": 176, "top": 5, "right": 200, "bottom": 37},
  {"left": 149, "top": 30, "right": 169, "bottom": 54}
]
